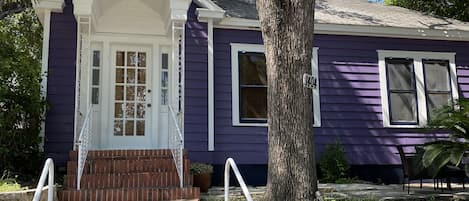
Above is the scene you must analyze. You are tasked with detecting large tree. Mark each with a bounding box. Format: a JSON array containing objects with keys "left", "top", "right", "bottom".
[
  {"left": 0, "top": 4, "right": 44, "bottom": 180},
  {"left": 256, "top": 1, "right": 317, "bottom": 200},
  {"left": 386, "top": 0, "right": 469, "bottom": 22}
]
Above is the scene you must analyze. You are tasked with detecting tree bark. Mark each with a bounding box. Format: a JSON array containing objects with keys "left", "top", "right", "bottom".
[{"left": 256, "top": 1, "right": 317, "bottom": 200}]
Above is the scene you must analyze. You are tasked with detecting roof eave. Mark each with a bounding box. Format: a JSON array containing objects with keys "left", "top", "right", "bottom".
[{"left": 215, "top": 17, "right": 469, "bottom": 42}]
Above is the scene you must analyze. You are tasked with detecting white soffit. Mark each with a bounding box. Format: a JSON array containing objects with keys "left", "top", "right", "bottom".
[{"left": 32, "top": 0, "right": 64, "bottom": 23}]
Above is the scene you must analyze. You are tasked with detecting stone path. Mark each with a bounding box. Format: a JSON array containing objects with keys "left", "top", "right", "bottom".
[{"left": 201, "top": 183, "right": 469, "bottom": 201}]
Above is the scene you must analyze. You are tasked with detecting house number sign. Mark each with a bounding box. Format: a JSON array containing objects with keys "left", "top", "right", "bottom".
[{"left": 303, "top": 73, "right": 317, "bottom": 89}]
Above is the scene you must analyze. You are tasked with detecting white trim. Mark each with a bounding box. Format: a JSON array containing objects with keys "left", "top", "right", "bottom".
[
  {"left": 216, "top": 17, "right": 469, "bottom": 42},
  {"left": 32, "top": 0, "right": 64, "bottom": 24},
  {"left": 208, "top": 19, "right": 215, "bottom": 151},
  {"left": 39, "top": 9, "right": 51, "bottom": 150},
  {"left": 231, "top": 43, "right": 321, "bottom": 127},
  {"left": 193, "top": 0, "right": 224, "bottom": 11},
  {"left": 378, "top": 50, "right": 458, "bottom": 128},
  {"left": 312, "top": 47, "right": 321, "bottom": 127}
]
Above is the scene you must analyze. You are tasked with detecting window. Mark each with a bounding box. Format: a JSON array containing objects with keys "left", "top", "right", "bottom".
[
  {"left": 91, "top": 50, "right": 101, "bottom": 104},
  {"left": 231, "top": 43, "right": 321, "bottom": 127},
  {"left": 378, "top": 50, "right": 458, "bottom": 128}
]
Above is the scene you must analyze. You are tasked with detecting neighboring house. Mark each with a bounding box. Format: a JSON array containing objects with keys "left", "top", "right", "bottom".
[{"left": 32, "top": 0, "right": 469, "bottom": 186}]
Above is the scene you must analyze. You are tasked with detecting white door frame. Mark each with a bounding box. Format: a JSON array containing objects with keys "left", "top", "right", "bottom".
[{"left": 83, "top": 34, "right": 173, "bottom": 150}]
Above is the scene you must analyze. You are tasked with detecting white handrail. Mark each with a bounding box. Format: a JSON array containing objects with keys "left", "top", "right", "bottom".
[
  {"left": 76, "top": 105, "right": 93, "bottom": 190},
  {"left": 224, "top": 158, "right": 253, "bottom": 201},
  {"left": 32, "top": 158, "right": 54, "bottom": 201},
  {"left": 168, "top": 105, "right": 184, "bottom": 188}
]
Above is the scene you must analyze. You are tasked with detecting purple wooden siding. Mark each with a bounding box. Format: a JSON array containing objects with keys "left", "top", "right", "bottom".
[
  {"left": 45, "top": 0, "right": 77, "bottom": 167},
  {"left": 184, "top": 4, "right": 211, "bottom": 160},
  {"left": 184, "top": 26, "right": 469, "bottom": 165}
]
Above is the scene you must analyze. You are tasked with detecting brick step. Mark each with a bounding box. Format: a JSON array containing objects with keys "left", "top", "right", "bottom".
[
  {"left": 59, "top": 187, "right": 200, "bottom": 201},
  {"left": 63, "top": 172, "right": 193, "bottom": 189},
  {"left": 69, "top": 150, "right": 185, "bottom": 161},
  {"left": 67, "top": 159, "right": 190, "bottom": 175}
]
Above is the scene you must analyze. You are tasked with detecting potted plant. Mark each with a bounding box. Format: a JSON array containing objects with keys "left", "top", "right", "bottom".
[
  {"left": 419, "top": 98, "right": 469, "bottom": 177},
  {"left": 190, "top": 163, "right": 213, "bottom": 192}
]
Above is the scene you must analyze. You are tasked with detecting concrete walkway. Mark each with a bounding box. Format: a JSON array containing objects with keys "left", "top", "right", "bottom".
[{"left": 201, "top": 183, "right": 469, "bottom": 201}]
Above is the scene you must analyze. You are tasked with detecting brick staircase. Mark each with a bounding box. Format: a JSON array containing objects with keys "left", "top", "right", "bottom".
[{"left": 59, "top": 150, "right": 200, "bottom": 201}]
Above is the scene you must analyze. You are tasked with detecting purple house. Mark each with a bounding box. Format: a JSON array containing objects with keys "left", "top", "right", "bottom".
[{"left": 32, "top": 0, "right": 469, "bottom": 190}]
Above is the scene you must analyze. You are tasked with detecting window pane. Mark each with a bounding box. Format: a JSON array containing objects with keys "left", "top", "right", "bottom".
[
  {"left": 136, "top": 121, "right": 145, "bottom": 136},
  {"left": 162, "top": 53, "right": 168, "bottom": 69},
  {"left": 239, "top": 52, "right": 267, "bottom": 85},
  {"left": 424, "top": 60, "right": 450, "bottom": 91},
  {"left": 93, "top": 50, "right": 100, "bottom": 67},
  {"left": 137, "top": 86, "right": 146, "bottom": 102},
  {"left": 114, "top": 120, "right": 123, "bottom": 136},
  {"left": 116, "top": 68, "right": 124, "bottom": 83},
  {"left": 386, "top": 59, "right": 414, "bottom": 90},
  {"left": 138, "top": 69, "right": 146, "bottom": 84},
  {"left": 92, "top": 88, "right": 99, "bottom": 104},
  {"left": 126, "top": 86, "right": 135, "bottom": 101},
  {"left": 389, "top": 92, "right": 417, "bottom": 123},
  {"left": 427, "top": 93, "right": 452, "bottom": 119},
  {"left": 127, "top": 52, "right": 136, "bottom": 66},
  {"left": 240, "top": 87, "right": 267, "bottom": 121},
  {"left": 127, "top": 69, "right": 136, "bottom": 84},
  {"left": 115, "top": 86, "right": 124, "bottom": 101},
  {"left": 92, "top": 69, "right": 100, "bottom": 85},
  {"left": 138, "top": 52, "right": 146, "bottom": 67},
  {"left": 161, "top": 89, "right": 168, "bottom": 105},
  {"left": 125, "top": 121, "right": 134, "bottom": 136},
  {"left": 116, "top": 51, "right": 125, "bottom": 66},
  {"left": 115, "top": 103, "right": 123, "bottom": 118},
  {"left": 162, "top": 72, "right": 168, "bottom": 88}
]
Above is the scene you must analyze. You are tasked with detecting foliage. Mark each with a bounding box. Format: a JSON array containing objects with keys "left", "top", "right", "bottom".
[
  {"left": 319, "top": 140, "right": 352, "bottom": 183},
  {"left": 0, "top": 0, "right": 31, "bottom": 19},
  {"left": 419, "top": 98, "right": 469, "bottom": 176},
  {"left": 0, "top": 8, "right": 45, "bottom": 180},
  {"left": 385, "top": 0, "right": 469, "bottom": 22},
  {"left": 0, "top": 171, "right": 25, "bottom": 192},
  {"left": 190, "top": 163, "right": 213, "bottom": 175}
]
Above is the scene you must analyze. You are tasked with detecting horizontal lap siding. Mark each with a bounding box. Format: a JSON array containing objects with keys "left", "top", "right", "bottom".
[
  {"left": 184, "top": 4, "right": 210, "bottom": 161},
  {"left": 207, "top": 29, "right": 469, "bottom": 165},
  {"left": 45, "top": 0, "right": 77, "bottom": 167}
]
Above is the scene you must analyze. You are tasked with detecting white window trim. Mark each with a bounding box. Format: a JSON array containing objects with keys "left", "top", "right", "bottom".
[
  {"left": 231, "top": 43, "right": 321, "bottom": 127},
  {"left": 378, "top": 50, "right": 458, "bottom": 128}
]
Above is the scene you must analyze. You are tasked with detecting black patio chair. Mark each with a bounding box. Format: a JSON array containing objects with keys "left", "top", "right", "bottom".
[{"left": 397, "top": 145, "right": 434, "bottom": 194}]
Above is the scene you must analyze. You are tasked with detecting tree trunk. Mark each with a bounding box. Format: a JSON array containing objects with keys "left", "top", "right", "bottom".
[{"left": 256, "top": 1, "right": 317, "bottom": 200}]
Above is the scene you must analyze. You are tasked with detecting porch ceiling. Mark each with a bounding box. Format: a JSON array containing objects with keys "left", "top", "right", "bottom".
[{"left": 91, "top": 0, "right": 170, "bottom": 35}]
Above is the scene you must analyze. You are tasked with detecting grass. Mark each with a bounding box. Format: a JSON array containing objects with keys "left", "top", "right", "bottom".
[{"left": 0, "top": 178, "right": 26, "bottom": 192}]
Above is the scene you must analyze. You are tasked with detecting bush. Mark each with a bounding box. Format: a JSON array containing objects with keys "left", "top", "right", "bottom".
[
  {"left": 319, "top": 140, "right": 351, "bottom": 183},
  {"left": 190, "top": 163, "right": 213, "bottom": 175},
  {"left": 0, "top": 9, "right": 45, "bottom": 181}
]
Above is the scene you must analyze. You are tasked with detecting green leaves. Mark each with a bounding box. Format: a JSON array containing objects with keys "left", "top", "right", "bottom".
[
  {"left": 386, "top": 0, "right": 469, "bottom": 22},
  {"left": 0, "top": 8, "right": 44, "bottom": 180}
]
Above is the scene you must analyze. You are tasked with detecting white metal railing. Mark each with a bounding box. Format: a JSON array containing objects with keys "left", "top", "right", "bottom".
[
  {"left": 76, "top": 105, "right": 93, "bottom": 190},
  {"left": 169, "top": 105, "right": 184, "bottom": 188},
  {"left": 32, "top": 158, "right": 54, "bottom": 201},
  {"left": 224, "top": 158, "right": 253, "bottom": 201}
]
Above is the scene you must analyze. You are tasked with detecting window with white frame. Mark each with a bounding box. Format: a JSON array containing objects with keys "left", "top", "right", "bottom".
[
  {"left": 231, "top": 43, "right": 321, "bottom": 127},
  {"left": 378, "top": 50, "right": 458, "bottom": 128}
]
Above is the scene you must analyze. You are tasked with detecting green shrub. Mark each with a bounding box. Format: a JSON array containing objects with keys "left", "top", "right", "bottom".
[
  {"left": 319, "top": 140, "right": 351, "bottom": 183},
  {"left": 0, "top": 9, "right": 45, "bottom": 181},
  {"left": 190, "top": 163, "right": 213, "bottom": 175}
]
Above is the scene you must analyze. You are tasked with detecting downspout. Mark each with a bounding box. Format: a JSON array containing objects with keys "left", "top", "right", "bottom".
[
  {"left": 40, "top": 9, "right": 52, "bottom": 150},
  {"left": 208, "top": 19, "right": 215, "bottom": 151}
]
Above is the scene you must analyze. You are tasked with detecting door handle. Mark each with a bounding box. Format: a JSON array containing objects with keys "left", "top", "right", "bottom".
[{"left": 147, "top": 104, "right": 151, "bottom": 108}]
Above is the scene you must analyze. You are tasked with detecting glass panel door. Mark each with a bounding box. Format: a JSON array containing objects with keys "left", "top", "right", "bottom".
[{"left": 113, "top": 50, "right": 148, "bottom": 137}]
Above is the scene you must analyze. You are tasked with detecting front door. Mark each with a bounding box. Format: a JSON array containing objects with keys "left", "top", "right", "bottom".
[{"left": 109, "top": 45, "right": 153, "bottom": 149}]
